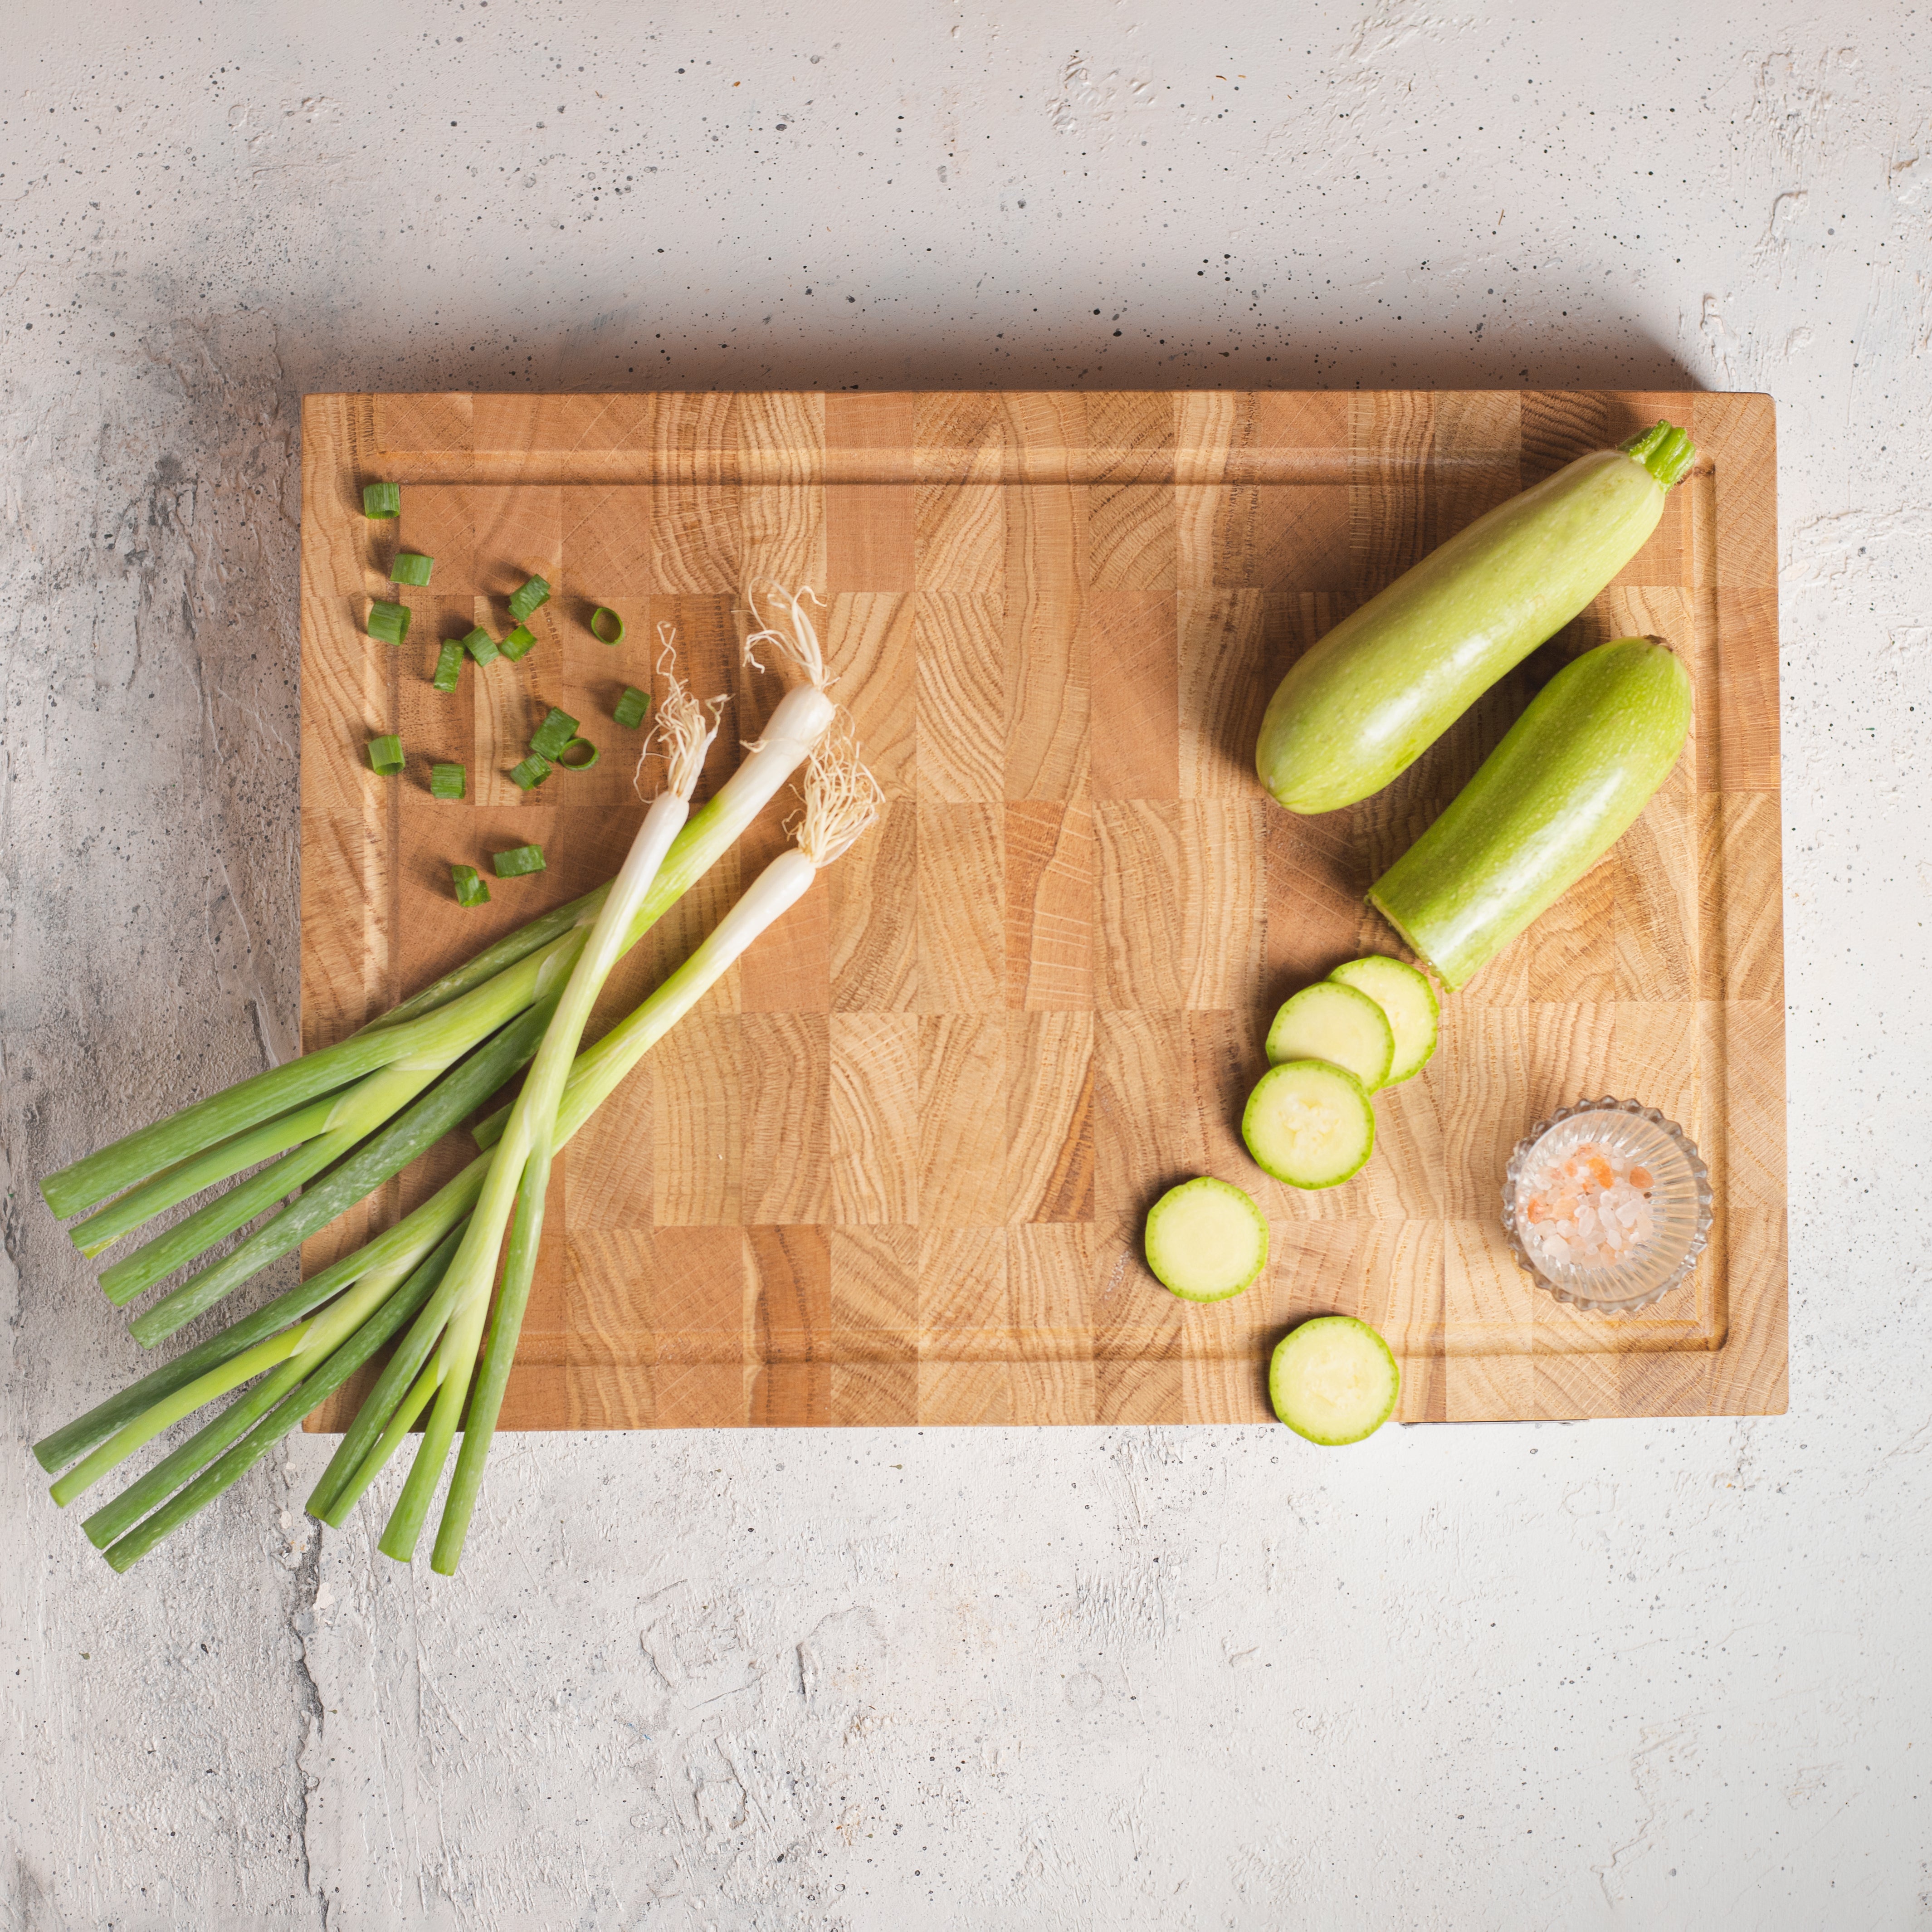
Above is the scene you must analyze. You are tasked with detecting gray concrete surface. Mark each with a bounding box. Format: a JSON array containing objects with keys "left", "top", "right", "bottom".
[{"left": 4, "top": 3, "right": 1929, "bottom": 1926}]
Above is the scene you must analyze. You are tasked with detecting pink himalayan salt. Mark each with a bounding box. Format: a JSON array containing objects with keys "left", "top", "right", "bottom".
[{"left": 1519, "top": 1140, "right": 1656, "bottom": 1272}]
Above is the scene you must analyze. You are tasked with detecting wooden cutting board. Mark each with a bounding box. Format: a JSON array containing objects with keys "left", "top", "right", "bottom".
[{"left": 298, "top": 389, "right": 1785, "bottom": 1430}]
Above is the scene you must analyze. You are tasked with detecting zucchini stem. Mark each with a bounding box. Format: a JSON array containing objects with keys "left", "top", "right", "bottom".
[{"left": 1619, "top": 420, "right": 1697, "bottom": 489}]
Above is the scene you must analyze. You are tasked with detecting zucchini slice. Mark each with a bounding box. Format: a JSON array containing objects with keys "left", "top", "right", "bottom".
[
  {"left": 1268, "top": 1315, "right": 1400, "bottom": 1444},
  {"left": 1326, "top": 955, "right": 1439, "bottom": 1085},
  {"left": 1264, "top": 982, "right": 1394, "bottom": 1091},
  {"left": 1242, "top": 1061, "right": 1375, "bottom": 1190},
  {"left": 1143, "top": 1177, "right": 1269, "bottom": 1303}
]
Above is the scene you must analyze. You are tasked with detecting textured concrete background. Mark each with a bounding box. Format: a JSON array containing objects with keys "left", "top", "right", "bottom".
[{"left": 4, "top": 3, "right": 1928, "bottom": 1927}]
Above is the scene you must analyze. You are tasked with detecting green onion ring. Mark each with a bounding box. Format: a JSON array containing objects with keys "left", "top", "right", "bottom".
[{"left": 492, "top": 844, "right": 547, "bottom": 878}]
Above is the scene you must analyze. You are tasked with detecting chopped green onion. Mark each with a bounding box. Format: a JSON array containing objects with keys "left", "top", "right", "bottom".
[
  {"left": 429, "top": 762, "right": 466, "bottom": 801},
  {"left": 367, "top": 735, "right": 405, "bottom": 777},
  {"left": 451, "top": 865, "right": 490, "bottom": 907},
  {"left": 368, "top": 601, "right": 410, "bottom": 646},
  {"left": 363, "top": 481, "right": 401, "bottom": 519},
  {"left": 509, "top": 754, "right": 552, "bottom": 790},
  {"left": 507, "top": 575, "right": 551, "bottom": 622},
  {"left": 499, "top": 623, "right": 538, "bottom": 662},
  {"left": 613, "top": 685, "right": 651, "bottom": 730},
  {"left": 493, "top": 844, "right": 547, "bottom": 878},
  {"left": 556, "top": 737, "right": 600, "bottom": 772},
  {"left": 461, "top": 625, "right": 499, "bottom": 667},
  {"left": 392, "top": 551, "right": 434, "bottom": 587},
  {"left": 432, "top": 639, "right": 466, "bottom": 693},
  {"left": 590, "top": 605, "right": 625, "bottom": 646},
  {"left": 529, "top": 706, "right": 580, "bottom": 761}
]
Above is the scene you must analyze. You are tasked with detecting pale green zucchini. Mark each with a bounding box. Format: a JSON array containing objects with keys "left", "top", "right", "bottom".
[
  {"left": 1255, "top": 423, "right": 1696, "bottom": 815},
  {"left": 1242, "top": 1061, "right": 1375, "bottom": 1190},
  {"left": 1264, "top": 981, "right": 1394, "bottom": 1091},
  {"left": 1143, "top": 1177, "right": 1270, "bottom": 1303},
  {"left": 1367, "top": 636, "right": 1693, "bottom": 990},
  {"left": 1269, "top": 1316, "right": 1400, "bottom": 1445},
  {"left": 1326, "top": 956, "right": 1439, "bottom": 1084}
]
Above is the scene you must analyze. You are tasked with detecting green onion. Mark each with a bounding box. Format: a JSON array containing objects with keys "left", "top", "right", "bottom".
[
  {"left": 556, "top": 737, "right": 600, "bottom": 772},
  {"left": 529, "top": 707, "right": 579, "bottom": 761},
  {"left": 429, "top": 762, "right": 466, "bottom": 801},
  {"left": 41, "top": 662, "right": 832, "bottom": 1225},
  {"left": 89, "top": 1230, "right": 459, "bottom": 1571},
  {"left": 59, "top": 1323, "right": 310, "bottom": 1515},
  {"left": 367, "top": 735, "right": 405, "bottom": 776},
  {"left": 507, "top": 575, "right": 551, "bottom": 622},
  {"left": 429, "top": 744, "right": 878, "bottom": 1571},
  {"left": 126, "top": 999, "right": 559, "bottom": 1346},
  {"left": 66, "top": 1098, "right": 339, "bottom": 1260},
  {"left": 462, "top": 626, "right": 499, "bottom": 667},
  {"left": 39, "top": 664, "right": 849, "bottom": 1564},
  {"left": 590, "top": 605, "right": 625, "bottom": 645},
  {"left": 499, "top": 624, "right": 538, "bottom": 662},
  {"left": 493, "top": 844, "right": 546, "bottom": 878},
  {"left": 362, "top": 481, "right": 401, "bottom": 518},
  {"left": 451, "top": 864, "right": 489, "bottom": 907},
  {"left": 391, "top": 552, "right": 434, "bottom": 587},
  {"left": 39, "top": 917, "right": 579, "bottom": 1222},
  {"left": 509, "top": 754, "right": 551, "bottom": 791},
  {"left": 368, "top": 601, "right": 410, "bottom": 647},
  {"left": 98, "top": 1131, "right": 345, "bottom": 1307},
  {"left": 432, "top": 639, "right": 466, "bottom": 693},
  {"left": 413, "top": 675, "right": 721, "bottom": 1570},
  {"left": 613, "top": 686, "right": 651, "bottom": 730},
  {"left": 36, "top": 1166, "right": 487, "bottom": 1476}
]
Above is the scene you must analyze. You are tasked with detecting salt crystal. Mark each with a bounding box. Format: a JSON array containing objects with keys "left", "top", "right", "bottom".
[{"left": 1519, "top": 1128, "right": 1668, "bottom": 1273}]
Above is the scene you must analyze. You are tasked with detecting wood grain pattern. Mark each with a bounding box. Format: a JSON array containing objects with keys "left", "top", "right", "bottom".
[{"left": 301, "top": 389, "right": 1785, "bottom": 1429}]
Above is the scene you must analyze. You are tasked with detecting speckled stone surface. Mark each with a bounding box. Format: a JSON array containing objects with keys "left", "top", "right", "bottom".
[{"left": 4, "top": 5, "right": 1928, "bottom": 1926}]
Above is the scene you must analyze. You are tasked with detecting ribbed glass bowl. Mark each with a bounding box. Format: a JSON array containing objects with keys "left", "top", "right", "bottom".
[{"left": 1501, "top": 1098, "right": 1713, "bottom": 1313}]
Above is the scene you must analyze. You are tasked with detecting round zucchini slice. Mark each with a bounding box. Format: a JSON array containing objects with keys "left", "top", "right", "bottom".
[
  {"left": 1142, "top": 1177, "right": 1269, "bottom": 1303},
  {"left": 1327, "top": 955, "right": 1440, "bottom": 1085},
  {"left": 1264, "top": 982, "right": 1394, "bottom": 1092},
  {"left": 1269, "top": 1315, "right": 1400, "bottom": 1444},
  {"left": 1242, "top": 1060, "right": 1375, "bottom": 1190}
]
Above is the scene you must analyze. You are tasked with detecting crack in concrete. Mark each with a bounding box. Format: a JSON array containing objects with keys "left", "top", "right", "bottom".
[{"left": 289, "top": 1518, "right": 329, "bottom": 1931}]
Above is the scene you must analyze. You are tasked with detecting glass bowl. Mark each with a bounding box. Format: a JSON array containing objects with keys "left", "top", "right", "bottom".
[{"left": 1501, "top": 1098, "right": 1713, "bottom": 1313}]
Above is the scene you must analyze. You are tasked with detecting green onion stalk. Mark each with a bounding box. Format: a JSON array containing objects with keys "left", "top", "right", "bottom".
[
  {"left": 34, "top": 587, "right": 838, "bottom": 1349},
  {"left": 323, "top": 729, "right": 884, "bottom": 1570},
  {"left": 385, "top": 655, "right": 725, "bottom": 1573},
  {"left": 31, "top": 589, "right": 863, "bottom": 1569},
  {"left": 52, "top": 729, "right": 878, "bottom": 1574}
]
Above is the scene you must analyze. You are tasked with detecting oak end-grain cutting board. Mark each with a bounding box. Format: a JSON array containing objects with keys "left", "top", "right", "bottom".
[{"left": 298, "top": 390, "right": 1786, "bottom": 1431}]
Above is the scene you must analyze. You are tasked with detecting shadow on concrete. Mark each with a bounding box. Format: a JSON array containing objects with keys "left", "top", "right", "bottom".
[{"left": 283, "top": 309, "right": 1705, "bottom": 399}]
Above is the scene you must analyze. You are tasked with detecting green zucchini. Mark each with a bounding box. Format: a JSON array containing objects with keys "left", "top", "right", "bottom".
[
  {"left": 1255, "top": 423, "right": 1696, "bottom": 815},
  {"left": 1368, "top": 636, "right": 1693, "bottom": 990},
  {"left": 1242, "top": 1061, "right": 1375, "bottom": 1190},
  {"left": 1264, "top": 981, "right": 1394, "bottom": 1091},
  {"left": 1143, "top": 1177, "right": 1270, "bottom": 1303},
  {"left": 1269, "top": 1316, "right": 1400, "bottom": 1445},
  {"left": 1326, "top": 956, "right": 1439, "bottom": 1084}
]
